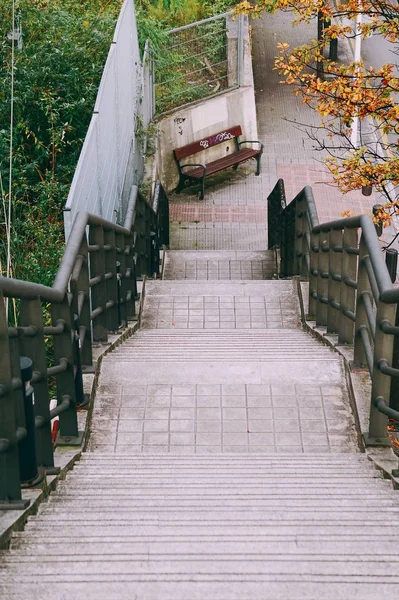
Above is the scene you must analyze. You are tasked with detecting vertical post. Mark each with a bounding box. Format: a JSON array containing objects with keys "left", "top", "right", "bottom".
[
  {"left": 237, "top": 13, "right": 244, "bottom": 87},
  {"left": 116, "top": 232, "right": 127, "bottom": 326},
  {"left": 316, "top": 11, "right": 324, "bottom": 79},
  {"left": 71, "top": 237, "right": 92, "bottom": 369},
  {"left": 73, "top": 313, "right": 86, "bottom": 407},
  {"left": 134, "top": 195, "right": 146, "bottom": 278},
  {"left": 389, "top": 303, "right": 399, "bottom": 413},
  {"left": 339, "top": 227, "right": 358, "bottom": 345},
  {"left": 104, "top": 228, "right": 119, "bottom": 332},
  {"left": 327, "top": 229, "right": 342, "bottom": 334},
  {"left": 308, "top": 230, "right": 319, "bottom": 319},
  {"left": 316, "top": 230, "right": 329, "bottom": 327},
  {"left": 18, "top": 357, "right": 42, "bottom": 486},
  {"left": 51, "top": 295, "right": 82, "bottom": 445},
  {"left": 19, "top": 297, "right": 55, "bottom": 472},
  {"left": 365, "top": 299, "right": 396, "bottom": 446},
  {"left": 89, "top": 224, "right": 108, "bottom": 342},
  {"left": 0, "top": 292, "right": 29, "bottom": 508},
  {"left": 294, "top": 197, "right": 303, "bottom": 276},
  {"left": 126, "top": 231, "right": 138, "bottom": 320},
  {"left": 161, "top": 185, "right": 170, "bottom": 248},
  {"left": 353, "top": 236, "right": 371, "bottom": 367}
]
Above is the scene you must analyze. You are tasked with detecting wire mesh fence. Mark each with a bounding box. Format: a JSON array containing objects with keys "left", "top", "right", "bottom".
[{"left": 154, "top": 13, "right": 242, "bottom": 115}]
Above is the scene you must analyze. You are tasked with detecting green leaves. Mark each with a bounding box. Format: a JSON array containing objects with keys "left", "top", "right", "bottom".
[{"left": 0, "top": 0, "right": 122, "bottom": 283}]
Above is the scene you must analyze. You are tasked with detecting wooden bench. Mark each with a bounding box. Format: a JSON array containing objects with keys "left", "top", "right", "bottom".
[{"left": 173, "top": 125, "right": 263, "bottom": 200}]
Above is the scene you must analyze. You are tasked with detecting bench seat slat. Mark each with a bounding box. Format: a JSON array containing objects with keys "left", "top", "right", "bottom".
[{"left": 182, "top": 148, "right": 259, "bottom": 179}]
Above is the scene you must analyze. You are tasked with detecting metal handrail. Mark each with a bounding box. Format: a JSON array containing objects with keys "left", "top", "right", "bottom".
[
  {"left": 0, "top": 182, "right": 170, "bottom": 509},
  {"left": 268, "top": 180, "right": 399, "bottom": 449}
]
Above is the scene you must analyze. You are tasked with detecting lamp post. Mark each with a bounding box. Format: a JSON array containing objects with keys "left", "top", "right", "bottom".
[{"left": 351, "top": 10, "right": 363, "bottom": 147}]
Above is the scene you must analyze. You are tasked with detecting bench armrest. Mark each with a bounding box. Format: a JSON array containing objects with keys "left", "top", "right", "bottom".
[
  {"left": 238, "top": 141, "right": 264, "bottom": 151},
  {"left": 180, "top": 163, "right": 206, "bottom": 173}
]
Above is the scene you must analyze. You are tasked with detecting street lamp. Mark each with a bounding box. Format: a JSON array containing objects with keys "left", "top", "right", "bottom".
[{"left": 351, "top": 10, "right": 363, "bottom": 146}]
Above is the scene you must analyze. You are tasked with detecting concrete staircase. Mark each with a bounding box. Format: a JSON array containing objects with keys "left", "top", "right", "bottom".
[
  {"left": 1, "top": 454, "right": 399, "bottom": 598},
  {"left": 1, "top": 220, "right": 398, "bottom": 597}
]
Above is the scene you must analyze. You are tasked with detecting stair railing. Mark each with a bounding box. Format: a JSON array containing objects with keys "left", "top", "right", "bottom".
[
  {"left": 0, "top": 183, "right": 169, "bottom": 510},
  {"left": 268, "top": 179, "right": 399, "bottom": 448}
]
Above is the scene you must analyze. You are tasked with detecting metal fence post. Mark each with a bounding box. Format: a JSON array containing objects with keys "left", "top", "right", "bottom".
[
  {"left": 104, "top": 228, "right": 120, "bottom": 332},
  {"left": 19, "top": 297, "right": 56, "bottom": 473},
  {"left": 354, "top": 236, "right": 371, "bottom": 368},
  {"left": 316, "top": 230, "right": 329, "bottom": 327},
  {"left": 308, "top": 230, "right": 319, "bottom": 319},
  {"left": 237, "top": 13, "right": 244, "bottom": 87},
  {"left": 327, "top": 229, "right": 342, "bottom": 334},
  {"left": 73, "top": 313, "right": 86, "bottom": 408},
  {"left": 51, "top": 295, "right": 82, "bottom": 445},
  {"left": 134, "top": 195, "right": 146, "bottom": 278},
  {"left": 338, "top": 228, "right": 358, "bottom": 345},
  {"left": 366, "top": 299, "right": 396, "bottom": 446},
  {"left": 0, "top": 292, "right": 29, "bottom": 509},
  {"left": 89, "top": 224, "right": 108, "bottom": 342},
  {"left": 18, "top": 357, "right": 43, "bottom": 486},
  {"left": 115, "top": 232, "right": 127, "bottom": 326},
  {"left": 125, "top": 230, "right": 138, "bottom": 320},
  {"left": 294, "top": 196, "right": 303, "bottom": 276},
  {"left": 70, "top": 237, "right": 93, "bottom": 369}
]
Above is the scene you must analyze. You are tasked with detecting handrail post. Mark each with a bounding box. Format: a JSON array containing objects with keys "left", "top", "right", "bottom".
[
  {"left": 115, "top": 232, "right": 127, "bottom": 326},
  {"left": 308, "top": 230, "right": 318, "bottom": 318},
  {"left": 104, "top": 228, "right": 120, "bottom": 332},
  {"left": 0, "top": 292, "right": 29, "bottom": 509},
  {"left": 19, "top": 297, "right": 56, "bottom": 473},
  {"left": 365, "top": 299, "right": 396, "bottom": 446},
  {"left": 389, "top": 303, "right": 399, "bottom": 413},
  {"left": 354, "top": 236, "right": 371, "bottom": 368},
  {"left": 51, "top": 295, "right": 82, "bottom": 446},
  {"left": 134, "top": 195, "right": 146, "bottom": 277},
  {"left": 339, "top": 228, "right": 358, "bottom": 345},
  {"left": 160, "top": 184, "right": 170, "bottom": 247},
  {"left": 327, "top": 229, "right": 342, "bottom": 334},
  {"left": 316, "top": 230, "right": 329, "bottom": 327},
  {"left": 89, "top": 224, "right": 108, "bottom": 342},
  {"left": 125, "top": 231, "right": 138, "bottom": 320},
  {"left": 18, "top": 357, "right": 42, "bottom": 486},
  {"left": 294, "top": 196, "right": 303, "bottom": 276},
  {"left": 71, "top": 237, "right": 93, "bottom": 369}
]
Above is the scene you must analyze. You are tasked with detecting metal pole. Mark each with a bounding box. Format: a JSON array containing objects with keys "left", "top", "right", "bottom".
[
  {"left": 350, "top": 10, "right": 362, "bottom": 147},
  {"left": 18, "top": 357, "right": 43, "bottom": 486}
]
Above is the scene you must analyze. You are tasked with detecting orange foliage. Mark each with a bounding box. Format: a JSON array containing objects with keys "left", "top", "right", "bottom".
[{"left": 236, "top": 0, "right": 399, "bottom": 224}]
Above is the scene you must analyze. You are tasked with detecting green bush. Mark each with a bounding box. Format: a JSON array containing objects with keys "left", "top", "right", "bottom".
[{"left": 0, "top": 0, "right": 122, "bottom": 284}]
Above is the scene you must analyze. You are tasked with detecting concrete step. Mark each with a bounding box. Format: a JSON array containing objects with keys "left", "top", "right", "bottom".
[
  {"left": 141, "top": 279, "right": 301, "bottom": 330},
  {"left": 144, "top": 279, "right": 297, "bottom": 298},
  {"left": 0, "top": 581, "right": 396, "bottom": 600},
  {"left": 164, "top": 250, "right": 277, "bottom": 280},
  {"left": 110, "top": 330, "right": 335, "bottom": 361}
]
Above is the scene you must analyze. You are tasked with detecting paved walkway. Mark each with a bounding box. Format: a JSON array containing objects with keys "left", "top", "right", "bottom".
[{"left": 1, "top": 10, "right": 399, "bottom": 600}]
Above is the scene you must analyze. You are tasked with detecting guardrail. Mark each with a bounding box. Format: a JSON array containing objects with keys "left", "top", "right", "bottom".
[
  {"left": 0, "top": 183, "right": 169, "bottom": 510},
  {"left": 268, "top": 179, "right": 399, "bottom": 448}
]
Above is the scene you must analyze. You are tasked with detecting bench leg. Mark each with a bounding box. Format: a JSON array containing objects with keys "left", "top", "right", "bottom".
[
  {"left": 175, "top": 177, "right": 185, "bottom": 194},
  {"left": 255, "top": 155, "right": 261, "bottom": 176},
  {"left": 233, "top": 164, "right": 239, "bottom": 171},
  {"left": 200, "top": 177, "right": 205, "bottom": 200}
]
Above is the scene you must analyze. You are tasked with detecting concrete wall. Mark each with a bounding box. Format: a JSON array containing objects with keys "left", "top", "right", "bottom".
[{"left": 157, "top": 86, "right": 258, "bottom": 192}]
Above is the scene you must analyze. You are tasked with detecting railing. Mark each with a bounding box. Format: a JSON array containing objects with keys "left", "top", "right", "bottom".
[
  {"left": 268, "top": 179, "right": 399, "bottom": 447},
  {"left": 63, "top": 0, "right": 154, "bottom": 239},
  {"left": 154, "top": 12, "right": 245, "bottom": 115},
  {"left": 0, "top": 183, "right": 169, "bottom": 510}
]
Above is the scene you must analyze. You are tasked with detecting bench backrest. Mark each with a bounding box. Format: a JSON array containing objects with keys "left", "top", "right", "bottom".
[{"left": 174, "top": 125, "right": 242, "bottom": 161}]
